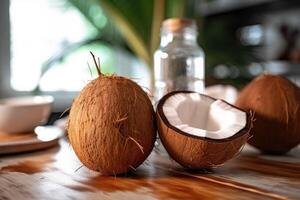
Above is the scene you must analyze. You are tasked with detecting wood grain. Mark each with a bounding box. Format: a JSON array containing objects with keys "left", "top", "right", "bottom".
[{"left": 0, "top": 138, "right": 299, "bottom": 200}]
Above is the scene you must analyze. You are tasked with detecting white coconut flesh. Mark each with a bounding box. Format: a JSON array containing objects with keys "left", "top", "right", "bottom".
[{"left": 162, "top": 93, "right": 246, "bottom": 140}]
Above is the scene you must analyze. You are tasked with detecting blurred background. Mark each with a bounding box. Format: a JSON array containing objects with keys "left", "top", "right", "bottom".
[{"left": 1, "top": 0, "right": 300, "bottom": 122}]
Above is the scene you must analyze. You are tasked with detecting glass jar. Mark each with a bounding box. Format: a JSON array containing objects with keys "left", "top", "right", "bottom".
[{"left": 154, "top": 18, "right": 205, "bottom": 101}]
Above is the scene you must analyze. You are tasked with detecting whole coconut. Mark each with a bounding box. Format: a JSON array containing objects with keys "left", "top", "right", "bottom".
[
  {"left": 235, "top": 74, "right": 300, "bottom": 154},
  {"left": 68, "top": 57, "right": 156, "bottom": 175}
]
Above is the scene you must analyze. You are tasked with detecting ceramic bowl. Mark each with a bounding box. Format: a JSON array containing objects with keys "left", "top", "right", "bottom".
[{"left": 0, "top": 96, "right": 54, "bottom": 133}]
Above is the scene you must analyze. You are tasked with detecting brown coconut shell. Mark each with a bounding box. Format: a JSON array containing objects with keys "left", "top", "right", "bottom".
[
  {"left": 235, "top": 74, "right": 300, "bottom": 154},
  {"left": 68, "top": 75, "right": 156, "bottom": 175},
  {"left": 156, "top": 91, "right": 252, "bottom": 169}
]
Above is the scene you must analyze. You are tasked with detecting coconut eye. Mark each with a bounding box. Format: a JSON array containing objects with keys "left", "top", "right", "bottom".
[{"left": 156, "top": 91, "right": 251, "bottom": 169}]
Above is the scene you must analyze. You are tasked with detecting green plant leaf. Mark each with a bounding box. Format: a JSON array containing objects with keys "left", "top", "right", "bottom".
[
  {"left": 67, "top": 0, "right": 104, "bottom": 31},
  {"left": 94, "top": 0, "right": 153, "bottom": 67},
  {"left": 165, "top": 0, "right": 185, "bottom": 18},
  {"left": 150, "top": 0, "right": 165, "bottom": 56}
]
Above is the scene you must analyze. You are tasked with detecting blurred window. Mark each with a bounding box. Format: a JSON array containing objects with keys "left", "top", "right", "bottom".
[{"left": 9, "top": 0, "right": 148, "bottom": 92}]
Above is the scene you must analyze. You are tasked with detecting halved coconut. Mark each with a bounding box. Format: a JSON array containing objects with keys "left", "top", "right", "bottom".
[{"left": 156, "top": 91, "right": 252, "bottom": 169}]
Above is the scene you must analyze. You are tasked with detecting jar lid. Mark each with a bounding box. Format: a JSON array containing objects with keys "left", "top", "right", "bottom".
[{"left": 162, "top": 18, "right": 196, "bottom": 33}]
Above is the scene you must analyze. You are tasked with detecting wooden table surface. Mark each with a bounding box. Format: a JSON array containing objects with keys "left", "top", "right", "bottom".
[{"left": 0, "top": 138, "right": 299, "bottom": 200}]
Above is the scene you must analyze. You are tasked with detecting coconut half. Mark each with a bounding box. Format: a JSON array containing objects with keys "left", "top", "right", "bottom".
[{"left": 156, "top": 91, "right": 252, "bottom": 169}]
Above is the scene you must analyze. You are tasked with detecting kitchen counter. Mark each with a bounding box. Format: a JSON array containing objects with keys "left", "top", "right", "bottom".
[{"left": 0, "top": 138, "right": 299, "bottom": 200}]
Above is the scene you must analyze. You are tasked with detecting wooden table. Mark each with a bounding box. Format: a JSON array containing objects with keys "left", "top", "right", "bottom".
[{"left": 0, "top": 138, "right": 299, "bottom": 200}]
